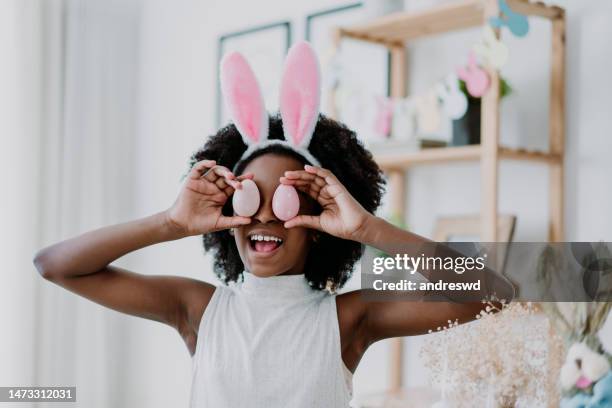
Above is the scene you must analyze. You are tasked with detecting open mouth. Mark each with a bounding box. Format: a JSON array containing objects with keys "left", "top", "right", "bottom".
[{"left": 248, "top": 234, "right": 284, "bottom": 253}]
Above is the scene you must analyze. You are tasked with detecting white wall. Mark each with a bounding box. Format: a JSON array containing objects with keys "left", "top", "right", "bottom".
[{"left": 12, "top": 0, "right": 604, "bottom": 406}]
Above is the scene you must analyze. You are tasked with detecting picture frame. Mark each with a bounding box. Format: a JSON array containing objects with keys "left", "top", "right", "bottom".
[
  {"left": 305, "top": 3, "right": 363, "bottom": 42},
  {"left": 433, "top": 214, "right": 517, "bottom": 243},
  {"left": 304, "top": 3, "right": 390, "bottom": 118},
  {"left": 433, "top": 214, "right": 517, "bottom": 275},
  {"left": 216, "top": 21, "right": 292, "bottom": 128}
]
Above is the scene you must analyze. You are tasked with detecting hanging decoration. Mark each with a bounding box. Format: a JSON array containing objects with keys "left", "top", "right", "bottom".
[
  {"left": 328, "top": 2, "right": 530, "bottom": 147},
  {"left": 489, "top": 0, "right": 530, "bottom": 37},
  {"left": 474, "top": 25, "right": 510, "bottom": 70},
  {"left": 457, "top": 52, "right": 491, "bottom": 98},
  {"left": 374, "top": 96, "right": 394, "bottom": 137},
  {"left": 437, "top": 74, "right": 468, "bottom": 120},
  {"left": 415, "top": 90, "right": 443, "bottom": 135}
]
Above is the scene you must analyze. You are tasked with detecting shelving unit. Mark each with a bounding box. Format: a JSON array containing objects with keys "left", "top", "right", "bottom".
[
  {"left": 375, "top": 145, "right": 562, "bottom": 169},
  {"left": 331, "top": 0, "right": 566, "bottom": 401},
  {"left": 333, "top": 0, "right": 566, "bottom": 243},
  {"left": 338, "top": 0, "right": 564, "bottom": 45}
]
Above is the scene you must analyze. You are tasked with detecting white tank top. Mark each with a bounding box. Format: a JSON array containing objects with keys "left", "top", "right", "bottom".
[{"left": 189, "top": 271, "right": 353, "bottom": 407}]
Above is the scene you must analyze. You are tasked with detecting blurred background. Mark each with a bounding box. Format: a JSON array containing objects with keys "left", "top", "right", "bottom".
[{"left": 2, "top": 0, "right": 612, "bottom": 407}]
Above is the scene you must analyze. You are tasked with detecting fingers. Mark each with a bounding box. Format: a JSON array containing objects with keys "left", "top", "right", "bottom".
[
  {"left": 283, "top": 179, "right": 323, "bottom": 193},
  {"left": 304, "top": 164, "right": 341, "bottom": 186},
  {"left": 188, "top": 161, "right": 254, "bottom": 198},
  {"left": 282, "top": 165, "right": 342, "bottom": 191},
  {"left": 281, "top": 170, "right": 325, "bottom": 198},
  {"left": 286, "top": 180, "right": 326, "bottom": 203},
  {"left": 195, "top": 164, "right": 249, "bottom": 196},
  {"left": 219, "top": 172, "right": 254, "bottom": 196},
  {"left": 189, "top": 159, "right": 216, "bottom": 179},
  {"left": 203, "top": 165, "right": 240, "bottom": 188},
  {"left": 281, "top": 167, "right": 341, "bottom": 203},
  {"left": 283, "top": 215, "right": 322, "bottom": 230},
  {"left": 282, "top": 170, "right": 326, "bottom": 187},
  {"left": 237, "top": 173, "right": 254, "bottom": 181},
  {"left": 304, "top": 166, "right": 347, "bottom": 198}
]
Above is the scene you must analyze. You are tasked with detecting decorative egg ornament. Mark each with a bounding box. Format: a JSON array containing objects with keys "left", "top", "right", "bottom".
[
  {"left": 457, "top": 52, "right": 491, "bottom": 98},
  {"left": 232, "top": 179, "right": 260, "bottom": 217},
  {"left": 437, "top": 74, "right": 468, "bottom": 120},
  {"left": 272, "top": 185, "right": 300, "bottom": 221}
]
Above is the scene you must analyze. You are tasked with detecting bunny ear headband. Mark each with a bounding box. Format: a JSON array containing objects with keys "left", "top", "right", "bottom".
[{"left": 220, "top": 41, "right": 322, "bottom": 170}]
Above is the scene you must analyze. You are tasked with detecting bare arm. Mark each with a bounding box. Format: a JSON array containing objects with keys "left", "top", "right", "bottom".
[
  {"left": 344, "top": 216, "right": 498, "bottom": 343},
  {"left": 347, "top": 216, "right": 504, "bottom": 343},
  {"left": 33, "top": 211, "right": 211, "bottom": 333},
  {"left": 335, "top": 217, "right": 495, "bottom": 371},
  {"left": 281, "top": 165, "right": 514, "bottom": 370},
  {"left": 33, "top": 160, "right": 253, "bottom": 355}
]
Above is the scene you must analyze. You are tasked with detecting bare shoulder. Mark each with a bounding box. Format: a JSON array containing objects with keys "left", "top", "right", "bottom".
[
  {"left": 335, "top": 290, "right": 369, "bottom": 372},
  {"left": 336, "top": 290, "right": 367, "bottom": 326},
  {"left": 174, "top": 276, "right": 217, "bottom": 356}
]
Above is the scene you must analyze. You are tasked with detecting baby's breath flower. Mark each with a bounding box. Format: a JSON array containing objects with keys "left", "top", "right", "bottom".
[{"left": 420, "top": 302, "right": 562, "bottom": 407}]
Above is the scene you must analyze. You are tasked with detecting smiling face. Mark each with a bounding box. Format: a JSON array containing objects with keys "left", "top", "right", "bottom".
[{"left": 234, "top": 153, "right": 317, "bottom": 277}]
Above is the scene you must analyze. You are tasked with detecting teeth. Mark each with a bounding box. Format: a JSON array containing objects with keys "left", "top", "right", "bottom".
[{"left": 250, "top": 234, "right": 283, "bottom": 243}]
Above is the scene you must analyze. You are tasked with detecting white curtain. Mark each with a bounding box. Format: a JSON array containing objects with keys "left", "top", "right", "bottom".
[
  {"left": 0, "top": 0, "right": 142, "bottom": 406},
  {"left": 35, "top": 0, "right": 143, "bottom": 406},
  {"left": 1, "top": 0, "right": 201, "bottom": 405},
  {"left": 0, "top": 0, "right": 42, "bottom": 389}
]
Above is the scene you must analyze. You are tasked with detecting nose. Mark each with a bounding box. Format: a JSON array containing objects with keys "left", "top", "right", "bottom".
[{"left": 253, "top": 193, "right": 279, "bottom": 224}]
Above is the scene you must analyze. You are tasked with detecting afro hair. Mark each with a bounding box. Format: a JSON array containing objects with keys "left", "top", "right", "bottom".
[{"left": 189, "top": 114, "right": 386, "bottom": 291}]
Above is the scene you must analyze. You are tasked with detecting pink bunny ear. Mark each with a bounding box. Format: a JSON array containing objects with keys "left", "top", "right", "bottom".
[
  {"left": 220, "top": 52, "right": 268, "bottom": 145},
  {"left": 279, "top": 41, "right": 321, "bottom": 148}
]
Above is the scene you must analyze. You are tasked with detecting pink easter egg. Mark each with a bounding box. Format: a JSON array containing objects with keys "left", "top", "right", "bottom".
[
  {"left": 272, "top": 185, "right": 300, "bottom": 221},
  {"left": 232, "top": 179, "right": 260, "bottom": 217},
  {"left": 466, "top": 69, "right": 490, "bottom": 97}
]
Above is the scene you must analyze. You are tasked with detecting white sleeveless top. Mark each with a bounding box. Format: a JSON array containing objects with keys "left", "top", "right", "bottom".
[{"left": 189, "top": 271, "right": 353, "bottom": 408}]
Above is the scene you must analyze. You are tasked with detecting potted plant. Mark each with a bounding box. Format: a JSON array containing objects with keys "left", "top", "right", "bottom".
[{"left": 451, "top": 78, "right": 512, "bottom": 146}]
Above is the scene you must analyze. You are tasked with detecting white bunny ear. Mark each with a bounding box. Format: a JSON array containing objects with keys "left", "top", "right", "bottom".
[
  {"left": 220, "top": 52, "right": 268, "bottom": 145},
  {"left": 279, "top": 41, "right": 321, "bottom": 148}
]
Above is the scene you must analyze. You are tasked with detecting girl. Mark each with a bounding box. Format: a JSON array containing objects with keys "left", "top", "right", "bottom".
[{"left": 34, "top": 42, "right": 511, "bottom": 407}]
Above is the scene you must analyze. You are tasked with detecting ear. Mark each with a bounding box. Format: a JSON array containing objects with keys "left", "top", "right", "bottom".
[
  {"left": 279, "top": 41, "right": 321, "bottom": 148},
  {"left": 220, "top": 52, "right": 268, "bottom": 145}
]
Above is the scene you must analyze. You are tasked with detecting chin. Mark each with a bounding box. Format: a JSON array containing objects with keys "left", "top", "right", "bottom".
[
  {"left": 244, "top": 245, "right": 290, "bottom": 277},
  {"left": 244, "top": 253, "right": 302, "bottom": 277}
]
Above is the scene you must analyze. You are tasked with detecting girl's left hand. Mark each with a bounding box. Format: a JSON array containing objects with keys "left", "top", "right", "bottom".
[{"left": 280, "top": 165, "right": 372, "bottom": 241}]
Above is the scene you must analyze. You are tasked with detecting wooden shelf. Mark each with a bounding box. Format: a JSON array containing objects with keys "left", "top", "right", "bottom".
[
  {"left": 334, "top": 0, "right": 567, "bottom": 394},
  {"left": 374, "top": 145, "right": 561, "bottom": 170},
  {"left": 339, "top": 0, "right": 564, "bottom": 46},
  {"left": 499, "top": 146, "right": 562, "bottom": 164},
  {"left": 374, "top": 145, "right": 480, "bottom": 168}
]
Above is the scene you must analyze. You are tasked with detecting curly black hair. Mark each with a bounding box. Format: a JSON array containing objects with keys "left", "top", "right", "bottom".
[{"left": 189, "top": 114, "right": 386, "bottom": 290}]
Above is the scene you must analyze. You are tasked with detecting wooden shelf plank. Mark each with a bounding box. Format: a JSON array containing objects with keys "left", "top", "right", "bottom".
[
  {"left": 340, "top": 0, "right": 484, "bottom": 44},
  {"left": 374, "top": 145, "right": 482, "bottom": 169},
  {"left": 506, "top": 0, "right": 564, "bottom": 20},
  {"left": 339, "top": 0, "right": 563, "bottom": 46},
  {"left": 499, "top": 146, "right": 562, "bottom": 164},
  {"left": 373, "top": 145, "right": 561, "bottom": 169}
]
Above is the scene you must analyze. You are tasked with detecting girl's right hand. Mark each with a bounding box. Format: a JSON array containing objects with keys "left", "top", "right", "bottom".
[{"left": 165, "top": 160, "right": 253, "bottom": 236}]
